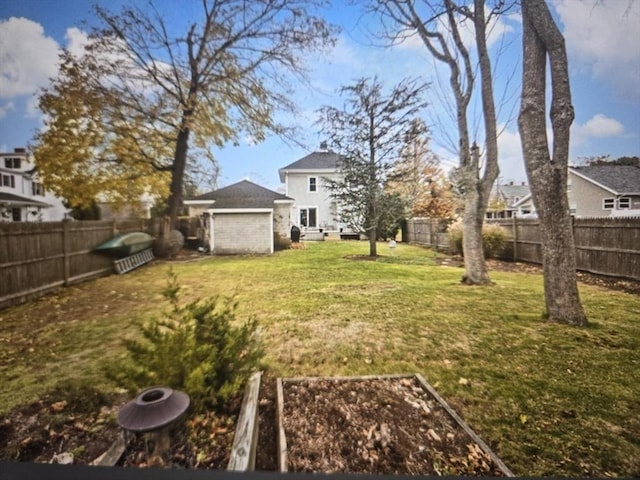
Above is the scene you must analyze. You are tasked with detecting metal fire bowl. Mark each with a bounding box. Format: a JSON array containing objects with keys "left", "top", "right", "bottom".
[{"left": 117, "top": 386, "right": 190, "bottom": 433}]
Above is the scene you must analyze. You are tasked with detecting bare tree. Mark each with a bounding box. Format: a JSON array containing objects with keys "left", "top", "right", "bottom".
[
  {"left": 377, "top": 0, "right": 505, "bottom": 284},
  {"left": 518, "top": 0, "right": 587, "bottom": 326},
  {"left": 51, "top": 1, "right": 335, "bottom": 226}
]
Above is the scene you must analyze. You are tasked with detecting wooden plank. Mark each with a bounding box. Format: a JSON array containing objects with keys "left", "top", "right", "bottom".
[
  {"left": 414, "top": 373, "right": 514, "bottom": 477},
  {"left": 92, "top": 431, "right": 127, "bottom": 466},
  {"left": 276, "top": 377, "right": 287, "bottom": 473},
  {"left": 227, "top": 371, "right": 262, "bottom": 472}
]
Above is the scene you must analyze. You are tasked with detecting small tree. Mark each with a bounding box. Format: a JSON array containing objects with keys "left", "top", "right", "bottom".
[
  {"left": 387, "top": 118, "right": 456, "bottom": 219},
  {"left": 318, "top": 77, "right": 428, "bottom": 256},
  {"left": 106, "top": 270, "right": 263, "bottom": 410}
]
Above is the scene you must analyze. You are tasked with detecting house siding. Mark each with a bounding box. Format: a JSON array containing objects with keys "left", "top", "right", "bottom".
[
  {"left": 285, "top": 171, "right": 342, "bottom": 230},
  {"left": 1, "top": 149, "right": 68, "bottom": 222},
  {"left": 212, "top": 212, "right": 272, "bottom": 254},
  {"left": 569, "top": 172, "right": 614, "bottom": 217},
  {"left": 273, "top": 203, "right": 291, "bottom": 239}
]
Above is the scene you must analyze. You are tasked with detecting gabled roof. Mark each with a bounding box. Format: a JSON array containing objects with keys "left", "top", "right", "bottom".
[
  {"left": 186, "top": 180, "right": 293, "bottom": 209},
  {"left": 278, "top": 151, "right": 343, "bottom": 182},
  {"left": 498, "top": 183, "right": 530, "bottom": 202},
  {"left": 569, "top": 165, "right": 640, "bottom": 195}
]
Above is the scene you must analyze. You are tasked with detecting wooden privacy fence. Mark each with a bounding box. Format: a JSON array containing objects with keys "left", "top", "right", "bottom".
[
  {"left": 489, "top": 217, "right": 640, "bottom": 281},
  {"left": 407, "top": 216, "right": 640, "bottom": 281},
  {"left": 405, "top": 218, "right": 450, "bottom": 251},
  {"left": 0, "top": 219, "right": 160, "bottom": 310}
]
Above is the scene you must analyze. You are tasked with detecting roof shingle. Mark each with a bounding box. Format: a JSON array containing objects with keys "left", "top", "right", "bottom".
[
  {"left": 278, "top": 151, "right": 343, "bottom": 182},
  {"left": 570, "top": 165, "right": 640, "bottom": 194},
  {"left": 187, "top": 180, "right": 292, "bottom": 209}
]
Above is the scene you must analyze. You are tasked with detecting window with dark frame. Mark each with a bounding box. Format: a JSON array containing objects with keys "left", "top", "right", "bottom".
[
  {"left": 299, "top": 207, "right": 317, "bottom": 228},
  {"left": 32, "top": 182, "right": 45, "bottom": 196},
  {"left": 2, "top": 174, "right": 15, "bottom": 188},
  {"left": 4, "top": 157, "right": 21, "bottom": 169},
  {"left": 618, "top": 197, "right": 630, "bottom": 209}
]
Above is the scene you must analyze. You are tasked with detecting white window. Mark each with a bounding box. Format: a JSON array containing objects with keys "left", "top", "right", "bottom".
[
  {"left": 300, "top": 207, "right": 317, "bottom": 228},
  {"left": 1, "top": 174, "right": 15, "bottom": 188},
  {"left": 618, "top": 197, "right": 630, "bottom": 209},
  {"left": 308, "top": 176, "right": 317, "bottom": 192},
  {"left": 603, "top": 198, "right": 615, "bottom": 209}
]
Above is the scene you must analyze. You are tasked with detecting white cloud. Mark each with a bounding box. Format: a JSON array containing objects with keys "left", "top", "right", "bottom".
[
  {"left": 497, "top": 127, "right": 527, "bottom": 182},
  {"left": 65, "top": 27, "right": 90, "bottom": 57},
  {"left": 0, "top": 101, "right": 15, "bottom": 119},
  {"left": 571, "top": 113, "right": 625, "bottom": 148},
  {"left": 0, "top": 17, "right": 60, "bottom": 99},
  {"left": 554, "top": 0, "right": 640, "bottom": 101}
]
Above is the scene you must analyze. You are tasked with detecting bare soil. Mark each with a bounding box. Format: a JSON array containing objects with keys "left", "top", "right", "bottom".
[
  {"left": 0, "top": 391, "right": 238, "bottom": 469},
  {"left": 279, "top": 376, "right": 505, "bottom": 476},
  {"left": 441, "top": 256, "right": 640, "bottom": 295}
]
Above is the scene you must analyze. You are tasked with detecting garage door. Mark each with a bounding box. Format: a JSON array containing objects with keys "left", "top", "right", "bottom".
[{"left": 213, "top": 212, "right": 272, "bottom": 254}]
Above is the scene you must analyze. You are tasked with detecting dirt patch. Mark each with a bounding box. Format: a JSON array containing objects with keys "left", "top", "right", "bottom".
[
  {"left": 255, "top": 376, "right": 278, "bottom": 471},
  {"left": 437, "top": 256, "right": 640, "bottom": 295},
  {"left": 0, "top": 391, "right": 239, "bottom": 469},
  {"left": 279, "top": 376, "right": 507, "bottom": 476}
]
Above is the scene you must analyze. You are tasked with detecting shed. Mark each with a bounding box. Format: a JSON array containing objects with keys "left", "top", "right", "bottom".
[{"left": 184, "top": 180, "right": 293, "bottom": 255}]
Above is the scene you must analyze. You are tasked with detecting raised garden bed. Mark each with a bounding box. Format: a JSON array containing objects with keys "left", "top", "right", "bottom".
[
  {"left": 276, "top": 374, "right": 513, "bottom": 476},
  {"left": 0, "top": 373, "right": 263, "bottom": 472}
]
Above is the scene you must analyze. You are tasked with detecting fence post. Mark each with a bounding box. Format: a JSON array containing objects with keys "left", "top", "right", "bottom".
[
  {"left": 512, "top": 216, "right": 518, "bottom": 262},
  {"left": 63, "top": 219, "right": 71, "bottom": 286}
]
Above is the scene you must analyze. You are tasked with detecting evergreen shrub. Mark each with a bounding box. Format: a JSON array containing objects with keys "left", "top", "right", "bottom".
[{"left": 106, "top": 269, "right": 263, "bottom": 411}]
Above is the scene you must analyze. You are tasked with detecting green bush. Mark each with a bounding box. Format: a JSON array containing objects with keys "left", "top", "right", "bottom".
[
  {"left": 447, "top": 220, "right": 506, "bottom": 259},
  {"left": 447, "top": 219, "right": 464, "bottom": 255},
  {"left": 482, "top": 223, "right": 507, "bottom": 259},
  {"left": 106, "top": 269, "right": 263, "bottom": 411}
]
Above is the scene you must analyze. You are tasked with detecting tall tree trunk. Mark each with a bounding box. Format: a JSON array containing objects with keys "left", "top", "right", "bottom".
[
  {"left": 461, "top": 143, "right": 491, "bottom": 284},
  {"left": 167, "top": 120, "right": 191, "bottom": 228},
  {"left": 518, "top": 0, "right": 587, "bottom": 326}
]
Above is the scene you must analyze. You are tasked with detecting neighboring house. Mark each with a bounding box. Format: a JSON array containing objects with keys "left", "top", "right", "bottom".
[
  {"left": 511, "top": 193, "right": 536, "bottom": 218},
  {"left": 0, "top": 148, "right": 68, "bottom": 222},
  {"left": 486, "top": 181, "right": 531, "bottom": 219},
  {"left": 278, "top": 147, "right": 348, "bottom": 232},
  {"left": 568, "top": 165, "right": 640, "bottom": 217},
  {"left": 183, "top": 180, "right": 293, "bottom": 254},
  {"left": 489, "top": 165, "right": 640, "bottom": 219},
  {"left": 97, "top": 193, "right": 155, "bottom": 221}
]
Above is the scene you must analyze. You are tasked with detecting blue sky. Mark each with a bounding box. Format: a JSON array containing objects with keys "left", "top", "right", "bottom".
[{"left": 1, "top": 0, "right": 639, "bottom": 192}]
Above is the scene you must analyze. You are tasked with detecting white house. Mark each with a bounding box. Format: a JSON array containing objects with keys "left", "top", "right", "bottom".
[
  {"left": 0, "top": 148, "right": 68, "bottom": 222},
  {"left": 278, "top": 147, "right": 350, "bottom": 233}
]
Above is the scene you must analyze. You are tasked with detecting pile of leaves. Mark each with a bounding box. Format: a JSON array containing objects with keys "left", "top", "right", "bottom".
[{"left": 281, "top": 377, "right": 508, "bottom": 475}]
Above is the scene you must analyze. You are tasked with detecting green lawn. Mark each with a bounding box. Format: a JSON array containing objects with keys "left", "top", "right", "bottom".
[{"left": 1, "top": 241, "right": 639, "bottom": 476}]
